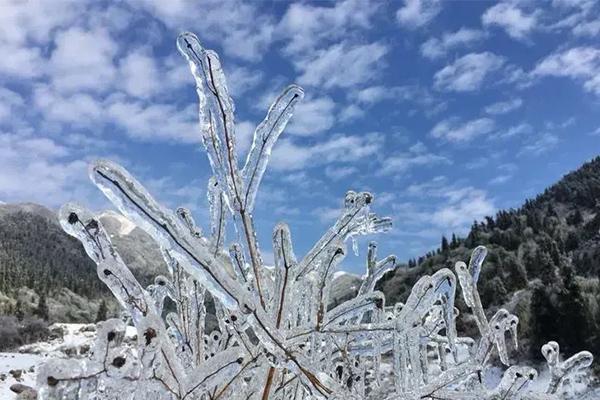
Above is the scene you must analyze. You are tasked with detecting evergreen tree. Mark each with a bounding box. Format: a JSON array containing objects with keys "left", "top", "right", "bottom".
[
  {"left": 441, "top": 236, "right": 449, "bottom": 253},
  {"left": 529, "top": 284, "right": 559, "bottom": 360},
  {"left": 481, "top": 276, "right": 508, "bottom": 306},
  {"left": 556, "top": 263, "right": 592, "bottom": 354},
  {"left": 96, "top": 299, "right": 108, "bottom": 322},
  {"left": 34, "top": 293, "right": 49, "bottom": 321},
  {"left": 567, "top": 209, "right": 583, "bottom": 225},
  {"left": 450, "top": 233, "right": 458, "bottom": 249},
  {"left": 15, "top": 298, "right": 24, "bottom": 322}
]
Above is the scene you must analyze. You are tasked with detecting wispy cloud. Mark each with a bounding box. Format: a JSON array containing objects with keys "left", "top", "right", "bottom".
[
  {"left": 295, "top": 41, "right": 388, "bottom": 90},
  {"left": 434, "top": 52, "right": 505, "bottom": 92},
  {"left": 485, "top": 98, "right": 523, "bottom": 115},
  {"left": 482, "top": 2, "right": 539, "bottom": 40},
  {"left": 420, "top": 28, "right": 485, "bottom": 60},
  {"left": 532, "top": 46, "right": 600, "bottom": 95},
  {"left": 395, "top": 177, "right": 496, "bottom": 236},
  {"left": 519, "top": 133, "right": 559, "bottom": 156},
  {"left": 396, "top": 0, "right": 442, "bottom": 30},
  {"left": 379, "top": 142, "right": 450, "bottom": 175},
  {"left": 431, "top": 117, "right": 495, "bottom": 142},
  {"left": 271, "top": 133, "right": 383, "bottom": 171}
]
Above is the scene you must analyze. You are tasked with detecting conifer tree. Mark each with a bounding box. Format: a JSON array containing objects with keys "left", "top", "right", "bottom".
[
  {"left": 35, "top": 293, "right": 49, "bottom": 321},
  {"left": 441, "top": 236, "right": 449, "bottom": 253},
  {"left": 95, "top": 299, "right": 108, "bottom": 322},
  {"left": 15, "top": 298, "right": 24, "bottom": 322}
]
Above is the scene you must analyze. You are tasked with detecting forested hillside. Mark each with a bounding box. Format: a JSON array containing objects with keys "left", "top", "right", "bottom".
[
  {"left": 0, "top": 204, "right": 166, "bottom": 322},
  {"left": 379, "top": 155, "right": 600, "bottom": 362},
  {"left": 0, "top": 204, "right": 103, "bottom": 297}
]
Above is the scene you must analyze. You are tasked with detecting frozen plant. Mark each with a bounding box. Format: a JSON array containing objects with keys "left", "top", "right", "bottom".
[{"left": 32, "top": 32, "right": 594, "bottom": 400}]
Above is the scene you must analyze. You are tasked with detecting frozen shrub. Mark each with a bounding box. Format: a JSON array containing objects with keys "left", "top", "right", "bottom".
[{"left": 32, "top": 33, "right": 594, "bottom": 400}]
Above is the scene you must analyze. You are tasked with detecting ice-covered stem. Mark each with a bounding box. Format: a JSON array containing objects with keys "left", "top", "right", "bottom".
[
  {"left": 261, "top": 223, "right": 298, "bottom": 400},
  {"left": 272, "top": 223, "right": 297, "bottom": 328},
  {"left": 474, "top": 309, "right": 518, "bottom": 366},
  {"left": 242, "top": 85, "right": 304, "bottom": 212},
  {"left": 542, "top": 341, "right": 594, "bottom": 394},
  {"left": 59, "top": 204, "right": 188, "bottom": 395},
  {"left": 177, "top": 33, "right": 303, "bottom": 312},
  {"left": 177, "top": 32, "right": 267, "bottom": 308},
  {"left": 455, "top": 246, "right": 488, "bottom": 336},
  {"left": 207, "top": 177, "right": 227, "bottom": 253},
  {"left": 295, "top": 191, "right": 392, "bottom": 280},
  {"left": 358, "top": 241, "right": 397, "bottom": 296},
  {"left": 489, "top": 366, "right": 537, "bottom": 399}
]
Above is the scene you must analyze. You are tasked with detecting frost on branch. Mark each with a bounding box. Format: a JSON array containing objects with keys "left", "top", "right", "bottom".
[{"left": 34, "top": 32, "right": 594, "bottom": 399}]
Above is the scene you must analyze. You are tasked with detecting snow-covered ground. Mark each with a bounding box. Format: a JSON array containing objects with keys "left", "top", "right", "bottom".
[
  {"left": 0, "top": 352, "right": 45, "bottom": 399},
  {"left": 0, "top": 323, "right": 135, "bottom": 399},
  {"left": 0, "top": 323, "right": 598, "bottom": 399}
]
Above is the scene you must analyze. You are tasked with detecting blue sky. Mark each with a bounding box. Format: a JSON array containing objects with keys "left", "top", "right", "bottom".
[{"left": 1, "top": 0, "right": 599, "bottom": 274}]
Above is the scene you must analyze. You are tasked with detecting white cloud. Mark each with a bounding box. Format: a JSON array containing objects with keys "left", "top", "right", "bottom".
[
  {"left": 494, "top": 122, "right": 532, "bottom": 139},
  {"left": 34, "top": 85, "right": 104, "bottom": 125},
  {"left": 128, "top": 0, "right": 275, "bottom": 62},
  {"left": 0, "top": 43, "right": 44, "bottom": 78},
  {"left": 485, "top": 97, "right": 523, "bottom": 115},
  {"left": 49, "top": 27, "right": 118, "bottom": 93},
  {"left": 397, "top": 177, "right": 496, "bottom": 235},
  {"left": 396, "top": 0, "right": 442, "bottom": 30},
  {"left": 532, "top": 46, "right": 600, "bottom": 95},
  {"left": 34, "top": 80, "right": 201, "bottom": 144},
  {"left": 0, "top": 1, "right": 79, "bottom": 45},
  {"left": 119, "top": 50, "right": 161, "bottom": 99},
  {"left": 350, "top": 85, "right": 443, "bottom": 114},
  {"left": 325, "top": 165, "right": 358, "bottom": 180},
  {"left": 482, "top": 3, "right": 539, "bottom": 40},
  {"left": 490, "top": 175, "right": 512, "bottom": 185},
  {"left": 573, "top": 18, "right": 600, "bottom": 37},
  {"left": 352, "top": 86, "right": 393, "bottom": 105},
  {"left": 106, "top": 100, "right": 199, "bottom": 143},
  {"left": 338, "top": 104, "right": 365, "bottom": 122},
  {"left": 235, "top": 120, "right": 255, "bottom": 159},
  {"left": 379, "top": 143, "right": 450, "bottom": 175},
  {"left": 312, "top": 206, "right": 343, "bottom": 224},
  {"left": 278, "top": 0, "right": 378, "bottom": 55},
  {"left": 431, "top": 187, "right": 495, "bottom": 230},
  {"left": 434, "top": 52, "right": 505, "bottom": 92},
  {"left": 287, "top": 96, "right": 336, "bottom": 136},
  {"left": 519, "top": 133, "right": 559, "bottom": 156},
  {"left": 431, "top": 117, "right": 495, "bottom": 142},
  {"left": 225, "top": 65, "right": 263, "bottom": 97},
  {"left": 0, "top": 88, "right": 25, "bottom": 123},
  {"left": 296, "top": 41, "right": 388, "bottom": 89},
  {"left": 0, "top": 132, "right": 93, "bottom": 207},
  {"left": 270, "top": 133, "right": 382, "bottom": 171},
  {"left": 420, "top": 28, "right": 485, "bottom": 60}
]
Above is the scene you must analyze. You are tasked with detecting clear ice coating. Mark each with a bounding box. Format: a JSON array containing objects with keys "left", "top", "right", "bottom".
[{"left": 33, "top": 32, "right": 594, "bottom": 399}]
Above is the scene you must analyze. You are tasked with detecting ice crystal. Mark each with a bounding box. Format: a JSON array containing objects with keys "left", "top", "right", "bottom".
[{"left": 33, "top": 32, "right": 594, "bottom": 400}]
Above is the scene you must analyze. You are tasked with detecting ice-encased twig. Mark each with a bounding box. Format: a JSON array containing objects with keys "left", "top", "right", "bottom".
[
  {"left": 242, "top": 85, "right": 304, "bottom": 212},
  {"left": 455, "top": 246, "right": 488, "bottom": 336},
  {"left": 542, "top": 341, "right": 594, "bottom": 394}
]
